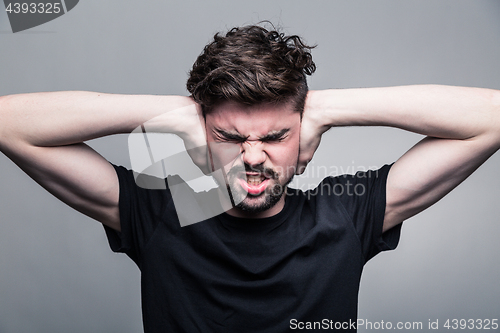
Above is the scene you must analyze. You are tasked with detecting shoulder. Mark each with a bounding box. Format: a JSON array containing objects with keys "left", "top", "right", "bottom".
[{"left": 298, "top": 164, "right": 392, "bottom": 199}]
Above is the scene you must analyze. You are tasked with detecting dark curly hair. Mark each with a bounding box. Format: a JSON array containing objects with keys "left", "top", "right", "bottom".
[{"left": 186, "top": 24, "right": 316, "bottom": 115}]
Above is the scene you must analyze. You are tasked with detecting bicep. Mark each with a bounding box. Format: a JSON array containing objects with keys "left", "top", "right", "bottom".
[
  {"left": 3, "top": 142, "right": 121, "bottom": 231},
  {"left": 384, "top": 134, "right": 498, "bottom": 232}
]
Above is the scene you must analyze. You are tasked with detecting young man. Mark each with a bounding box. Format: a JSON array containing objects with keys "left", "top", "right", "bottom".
[{"left": 0, "top": 25, "right": 499, "bottom": 332}]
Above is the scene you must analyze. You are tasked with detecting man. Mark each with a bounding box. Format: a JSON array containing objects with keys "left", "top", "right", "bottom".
[{"left": 0, "top": 24, "right": 498, "bottom": 332}]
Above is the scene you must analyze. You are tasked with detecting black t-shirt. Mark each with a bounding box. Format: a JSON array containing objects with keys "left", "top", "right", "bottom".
[{"left": 104, "top": 164, "right": 401, "bottom": 332}]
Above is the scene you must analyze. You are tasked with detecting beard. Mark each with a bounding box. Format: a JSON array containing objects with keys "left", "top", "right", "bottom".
[{"left": 224, "top": 164, "right": 294, "bottom": 214}]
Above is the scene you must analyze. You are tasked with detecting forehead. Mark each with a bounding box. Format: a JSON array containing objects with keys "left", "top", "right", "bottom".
[{"left": 205, "top": 101, "right": 300, "bottom": 135}]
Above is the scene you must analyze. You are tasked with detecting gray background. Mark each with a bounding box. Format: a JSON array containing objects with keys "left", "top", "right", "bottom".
[{"left": 1, "top": 1, "right": 499, "bottom": 332}]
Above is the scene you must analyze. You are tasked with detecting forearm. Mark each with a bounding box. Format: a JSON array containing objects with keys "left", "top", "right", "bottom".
[
  {"left": 307, "top": 85, "right": 500, "bottom": 141},
  {"left": 0, "top": 91, "right": 195, "bottom": 149}
]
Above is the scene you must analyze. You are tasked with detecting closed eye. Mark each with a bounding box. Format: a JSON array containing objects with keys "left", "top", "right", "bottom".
[
  {"left": 213, "top": 129, "right": 248, "bottom": 143},
  {"left": 213, "top": 128, "right": 290, "bottom": 143},
  {"left": 260, "top": 134, "right": 287, "bottom": 143}
]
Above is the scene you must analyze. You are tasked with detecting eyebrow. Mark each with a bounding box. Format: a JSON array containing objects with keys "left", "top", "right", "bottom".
[
  {"left": 213, "top": 128, "right": 290, "bottom": 141},
  {"left": 259, "top": 128, "right": 290, "bottom": 141}
]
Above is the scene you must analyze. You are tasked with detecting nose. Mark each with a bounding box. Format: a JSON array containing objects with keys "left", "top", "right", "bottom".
[{"left": 241, "top": 141, "right": 266, "bottom": 167}]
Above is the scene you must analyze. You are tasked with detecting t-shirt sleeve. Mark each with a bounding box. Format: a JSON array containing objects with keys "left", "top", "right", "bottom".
[
  {"left": 329, "top": 164, "right": 401, "bottom": 262},
  {"left": 103, "top": 164, "right": 173, "bottom": 266}
]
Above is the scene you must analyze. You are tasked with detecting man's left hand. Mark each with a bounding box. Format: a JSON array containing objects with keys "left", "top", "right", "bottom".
[{"left": 297, "top": 91, "right": 330, "bottom": 174}]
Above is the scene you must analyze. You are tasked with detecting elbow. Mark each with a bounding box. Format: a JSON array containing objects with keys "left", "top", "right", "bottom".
[
  {"left": 474, "top": 88, "right": 500, "bottom": 147},
  {"left": 489, "top": 90, "right": 500, "bottom": 146},
  {"left": 0, "top": 95, "right": 8, "bottom": 144},
  {"left": 0, "top": 94, "right": 18, "bottom": 151}
]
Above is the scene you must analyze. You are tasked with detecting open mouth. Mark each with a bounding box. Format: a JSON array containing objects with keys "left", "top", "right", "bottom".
[
  {"left": 238, "top": 173, "right": 270, "bottom": 196},
  {"left": 246, "top": 174, "right": 266, "bottom": 186}
]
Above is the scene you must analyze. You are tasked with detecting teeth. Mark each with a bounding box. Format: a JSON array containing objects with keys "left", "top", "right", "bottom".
[{"left": 247, "top": 175, "right": 265, "bottom": 186}]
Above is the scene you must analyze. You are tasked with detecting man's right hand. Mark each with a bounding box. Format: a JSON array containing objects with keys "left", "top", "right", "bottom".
[
  {"left": 137, "top": 99, "right": 211, "bottom": 175},
  {"left": 0, "top": 92, "right": 202, "bottom": 231},
  {"left": 170, "top": 101, "right": 211, "bottom": 175}
]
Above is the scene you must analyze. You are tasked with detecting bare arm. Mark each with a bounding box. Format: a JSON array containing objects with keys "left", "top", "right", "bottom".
[
  {"left": 0, "top": 92, "right": 200, "bottom": 231},
  {"left": 301, "top": 85, "right": 500, "bottom": 231}
]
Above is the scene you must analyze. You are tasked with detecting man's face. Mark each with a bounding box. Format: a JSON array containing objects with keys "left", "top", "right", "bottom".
[{"left": 205, "top": 101, "right": 301, "bottom": 218}]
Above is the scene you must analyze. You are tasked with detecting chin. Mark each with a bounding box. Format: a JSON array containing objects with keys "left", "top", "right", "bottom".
[
  {"left": 228, "top": 179, "right": 290, "bottom": 214},
  {"left": 234, "top": 190, "right": 283, "bottom": 213}
]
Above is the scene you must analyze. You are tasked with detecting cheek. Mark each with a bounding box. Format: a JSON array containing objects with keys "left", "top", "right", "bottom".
[
  {"left": 267, "top": 142, "right": 300, "bottom": 175},
  {"left": 208, "top": 141, "right": 242, "bottom": 171}
]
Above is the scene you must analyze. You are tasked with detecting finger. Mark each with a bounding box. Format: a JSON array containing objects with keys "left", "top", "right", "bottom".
[{"left": 296, "top": 162, "right": 307, "bottom": 175}]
